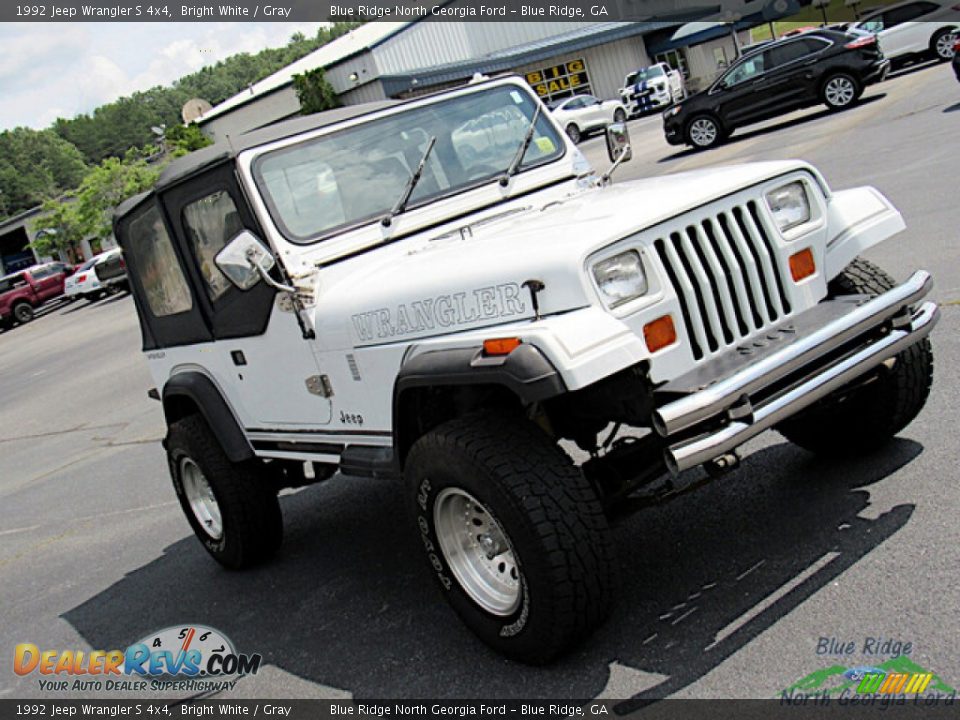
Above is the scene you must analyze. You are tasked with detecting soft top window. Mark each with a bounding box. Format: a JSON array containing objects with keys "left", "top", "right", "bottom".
[{"left": 125, "top": 203, "right": 193, "bottom": 318}]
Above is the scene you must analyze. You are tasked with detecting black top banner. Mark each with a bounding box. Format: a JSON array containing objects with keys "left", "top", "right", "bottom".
[{"left": 4, "top": 0, "right": 960, "bottom": 23}]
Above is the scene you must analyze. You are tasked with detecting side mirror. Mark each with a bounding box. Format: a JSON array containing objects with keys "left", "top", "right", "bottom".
[
  {"left": 215, "top": 230, "right": 276, "bottom": 291},
  {"left": 605, "top": 122, "right": 633, "bottom": 164}
]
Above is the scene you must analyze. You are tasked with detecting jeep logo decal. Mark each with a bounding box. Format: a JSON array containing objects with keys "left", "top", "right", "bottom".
[{"left": 351, "top": 283, "right": 528, "bottom": 341}]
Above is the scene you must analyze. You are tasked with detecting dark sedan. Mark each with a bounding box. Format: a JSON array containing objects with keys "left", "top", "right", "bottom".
[{"left": 664, "top": 29, "right": 890, "bottom": 150}]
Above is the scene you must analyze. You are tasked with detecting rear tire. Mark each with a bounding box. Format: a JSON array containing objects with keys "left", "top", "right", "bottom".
[
  {"left": 406, "top": 413, "right": 615, "bottom": 664},
  {"left": 167, "top": 415, "right": 282, "bottom": 569},
  {"left": 822, "top": 73, "right": 860, "bottom": 110},
  {"left": 778, "top": 258, "right": 934, "bottom": 455},
  {"left": 613, "top": 108, "right": 626, "bottom": 123},
  {"left": 13, "top": 303, "right": 34, "bottom": 324},
  {"left": 932, "top": 29, "right": 956, "bottom": 62},
  {"left": 565, "top": 123, "right": 581, "bottom": 144}
]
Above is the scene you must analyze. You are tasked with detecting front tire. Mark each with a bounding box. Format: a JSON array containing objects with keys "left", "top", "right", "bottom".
[
  {"left": 778, "top": 258, "right": 934, "bottom": 455},
  {"left": 565, "top": 123, "right": 581, "bottom": 144},
  {"left": 406, "top": 413, "right": 615, "bottom": 664},
  {"left": 167, "top": 415, "right": 282, "bottom": 569},
  {"left": 613, "top": 108, "right": 626, "bottom": 123},
  {"left": 822, "top": 73, "right": 860, "bottom": 111},
  {"left": 686, "top": 114, "right": 723, "bottom": 149},
  {"left": 932, "top": 29, "right": 956, "bottom": 62}
]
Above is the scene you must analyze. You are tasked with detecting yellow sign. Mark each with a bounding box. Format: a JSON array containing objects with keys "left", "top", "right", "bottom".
[{"left": 525, "top": 59, "right": 590, "bottom": 100}]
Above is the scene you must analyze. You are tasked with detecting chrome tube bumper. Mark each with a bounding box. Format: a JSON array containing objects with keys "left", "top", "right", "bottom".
[{"left": 653, "top": 271, "right": 938, "bottom": 475}]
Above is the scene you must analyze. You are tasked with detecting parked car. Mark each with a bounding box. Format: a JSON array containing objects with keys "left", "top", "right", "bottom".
[
  {"left": 664, "top": 29, "right": 890, "bottom": 150},
  {"left": 548, "top": 94, "right": 626, "bottom": 143},
  {"left": 94, "top": 249, "right": 129, "bottom": 293},
  {"left": 0, "top": 263, "right": 72, "bottom": 327},
  {"left": 64, "top": 249, "right": 124, "bottom": 301},
  {"left": 953, "top": 35, "right": 960, "bottom": 79},
  {"left": 850, "top": 0, "right": 959, "bottom": 64},
  {"left": 64, "top": 255, "right": 103, "bottom": 300},
  {"left": 619, "top": 62, "right": 685, "bottom": 116}
]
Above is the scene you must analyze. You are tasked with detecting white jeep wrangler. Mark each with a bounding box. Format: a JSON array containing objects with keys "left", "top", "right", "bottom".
[{"left": 115, "top": 76, "right": 937, "bottom": 664}]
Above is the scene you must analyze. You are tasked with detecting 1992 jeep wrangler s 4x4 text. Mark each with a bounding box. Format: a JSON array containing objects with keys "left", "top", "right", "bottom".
[{"left": 115, "top": 76, "right": 937, "bottom": 664}]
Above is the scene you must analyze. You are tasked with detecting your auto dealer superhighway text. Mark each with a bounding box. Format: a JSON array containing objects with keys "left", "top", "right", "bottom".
[{"left": 329, "top": 4, "right": 609, "bottom": 17}]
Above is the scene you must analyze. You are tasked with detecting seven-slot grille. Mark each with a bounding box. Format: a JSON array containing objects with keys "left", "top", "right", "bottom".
[{"left": 654, "top": 200, "right": 793, "bottom": 361}]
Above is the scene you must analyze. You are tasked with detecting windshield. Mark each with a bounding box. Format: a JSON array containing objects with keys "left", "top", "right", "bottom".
[
  {"left": 78, "top": 258, "right": 99, "bottom": 271},
  {"left": 625, "top": 66, "right": 664, "bottom": 86},
  {"left": 253, "top": 85, "right": 564, "bottom": 243}
]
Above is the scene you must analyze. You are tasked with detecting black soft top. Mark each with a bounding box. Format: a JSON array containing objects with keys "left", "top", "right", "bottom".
[{"left": 115, "top": 100, "right": 398, "bottom": 223}]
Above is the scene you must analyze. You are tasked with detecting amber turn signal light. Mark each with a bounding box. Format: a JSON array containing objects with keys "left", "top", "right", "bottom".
[
  {"left": 643, "top": 315, "right": 677, "bottom": 354},
  {"left": 483, "top": 337, "right": 521, "bottom": 356},
  {"left": 789, "top": 248, "right": 816, "bottom": 282}
]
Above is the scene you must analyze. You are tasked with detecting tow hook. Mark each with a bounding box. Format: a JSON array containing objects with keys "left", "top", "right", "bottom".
[{"left": 705, "top": 451, "right": 740, "bottom": 478}]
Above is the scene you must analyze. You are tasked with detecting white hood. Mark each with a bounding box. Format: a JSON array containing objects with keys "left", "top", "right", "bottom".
[{"left": 311, "top": 160, "right": 821, "bottom": 349}]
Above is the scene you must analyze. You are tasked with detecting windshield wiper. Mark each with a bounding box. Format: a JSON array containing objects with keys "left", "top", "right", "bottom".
[
  {"left": 382, "top": 135, "right": 437, "bottom": 227},
  {"left": 499, "top": 103, "right": 542, "bottom": 187}
]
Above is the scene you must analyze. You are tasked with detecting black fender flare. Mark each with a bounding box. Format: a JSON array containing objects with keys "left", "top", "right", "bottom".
[
  {"left": 392, "top": 343, "right": 566, "bottom": 465},
  {"left": 162, "top": 372, "right": 253, "bottom": 462}
]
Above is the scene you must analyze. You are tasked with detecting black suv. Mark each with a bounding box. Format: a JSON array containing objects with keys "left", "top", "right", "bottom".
[{"left": 664, "top": 29, "right": 890, "bottom": 150}]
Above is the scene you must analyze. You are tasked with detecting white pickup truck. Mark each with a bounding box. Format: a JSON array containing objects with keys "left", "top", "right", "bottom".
[{"left": 619, "top": 62, "right": 685, "bottom": 116}]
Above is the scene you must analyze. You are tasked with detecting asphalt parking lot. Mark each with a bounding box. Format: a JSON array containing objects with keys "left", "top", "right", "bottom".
[{"left": 2, "top": 60, "right": 958, "bottom": 704}]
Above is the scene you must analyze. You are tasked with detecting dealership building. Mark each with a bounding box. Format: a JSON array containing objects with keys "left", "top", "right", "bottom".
[{"left": 195, "top": 18, "right": 755, "bottom": 142}]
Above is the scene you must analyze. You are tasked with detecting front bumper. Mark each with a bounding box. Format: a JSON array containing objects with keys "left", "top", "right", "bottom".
[
  {"left": 652, "top": 271, "right": 938, "bottom": 475},
  {"left": 625, "top": 87, "right": 672, "bottom": 115}
]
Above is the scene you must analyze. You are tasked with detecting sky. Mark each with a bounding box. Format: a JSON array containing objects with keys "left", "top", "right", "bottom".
[{"left": 0, "top": 22, "right": 325, "bottom": 132}]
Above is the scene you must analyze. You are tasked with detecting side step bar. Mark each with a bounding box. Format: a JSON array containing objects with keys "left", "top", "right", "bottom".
[{"left": 663, "top": 301, "right": 939, "bottom": 475}]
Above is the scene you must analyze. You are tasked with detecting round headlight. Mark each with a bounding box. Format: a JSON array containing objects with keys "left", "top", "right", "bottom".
[
  {"left": 593, "top": 251, "right": 647, "bottom": 307},
  {"left": 765, "top": 181, "right": 811, "bottom": 233}
]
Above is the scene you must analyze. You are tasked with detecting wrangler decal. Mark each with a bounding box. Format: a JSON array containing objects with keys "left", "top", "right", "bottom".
[{"left": 351, "top": 283, "right": 527, "bottom": 341}]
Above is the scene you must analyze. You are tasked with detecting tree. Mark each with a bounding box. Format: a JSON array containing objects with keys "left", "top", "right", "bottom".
[
  {"left": 30, "top": 198, "right": 87, "bottom": 259},
  {"left": 50, "top": 23, "right": 362, "bottom": 165},
  {"left": 165, "top": 124, "right": 213, "bottom": 156},
  {"left": 0, "top": 128, "right": 87, "bottom": 219},
  {"left": 293, "top": 68, "right": 340, "bottom": 115},
  {"left": 76, "top": 149, "right": 160, "bottom": 241}
]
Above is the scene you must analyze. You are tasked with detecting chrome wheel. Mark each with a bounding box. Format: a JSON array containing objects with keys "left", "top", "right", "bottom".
[
  {"left": 433, "top": 487, "right": 521, "bottom": 616},
  {"left": 935, "top": 32, "right": 955, "bottom": 59},
  {"left": 181, "top": 458, "right": 223, "bottom": 540},
  {"left": 689, "top": 117, "right": 718, "bottom": 147},
  {"left": 825, "top": 76, "right": 856, "bottom": 107}
]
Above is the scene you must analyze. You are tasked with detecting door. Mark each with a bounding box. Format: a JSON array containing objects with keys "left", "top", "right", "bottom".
[
  {"left": 714, "top": 53, "right": 769, "bottom": 125},
  {"left": 758, "top": 38, "right": 832, "bottom": 115},
  {"left": 162, "top": 164, "right": 332, "bottom": 428},
  {"left": 581, "top": 94, "right": 607, "bottom": 129},
  {"left": 25, "top": 266, "right": 65, "bottom": 302}
]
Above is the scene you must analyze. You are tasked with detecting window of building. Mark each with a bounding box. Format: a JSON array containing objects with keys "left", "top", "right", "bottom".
[
  {"left": 524, "top": 58, "right": 592, "bottom": 103},
  {"left": 655, "top": 49, "right": 690, "bottom": 79}
]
